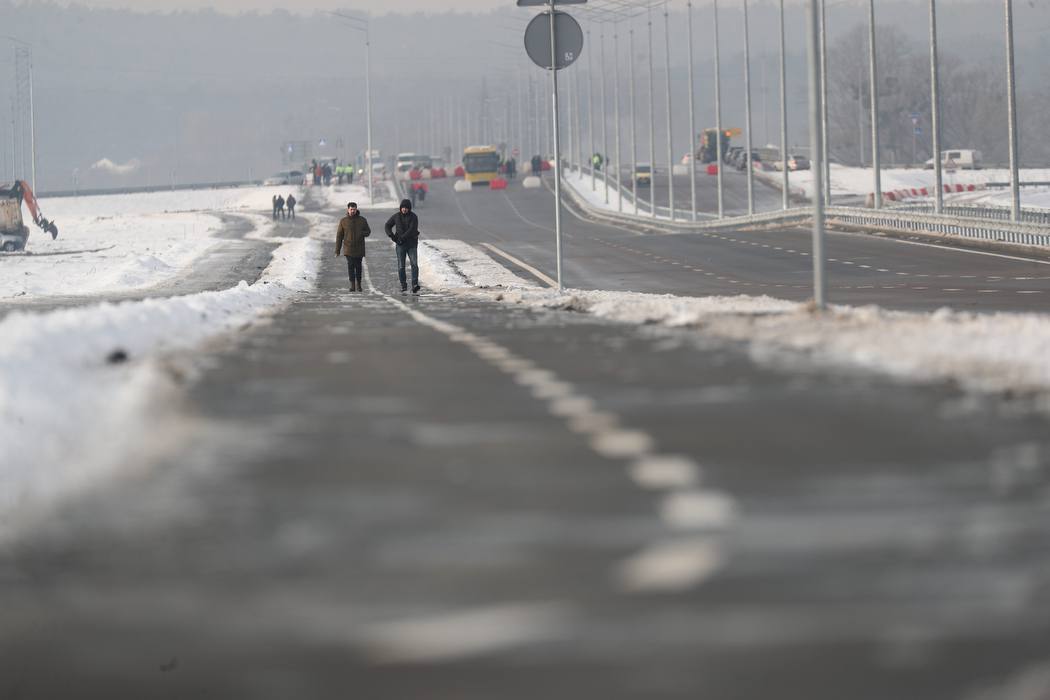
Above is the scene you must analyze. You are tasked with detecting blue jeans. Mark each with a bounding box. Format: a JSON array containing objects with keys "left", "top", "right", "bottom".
[{"left": 396, "top": 244, "right": 418, "bottom": 289}]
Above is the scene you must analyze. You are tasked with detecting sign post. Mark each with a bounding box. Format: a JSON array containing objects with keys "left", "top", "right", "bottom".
[{"left": 521, "top": 0, "right": 585, "bottom": 291}]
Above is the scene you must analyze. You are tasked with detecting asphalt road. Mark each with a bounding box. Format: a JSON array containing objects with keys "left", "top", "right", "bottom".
[
  {"left": 3, "top": 184, "right": 1049, "bottom": 697},
  {"left": 422, "top": 172, "right": 1049, "bottom": 313}
]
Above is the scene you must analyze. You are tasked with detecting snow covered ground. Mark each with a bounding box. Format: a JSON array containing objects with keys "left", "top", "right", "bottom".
[
  {"left": 774, "top": 165, "right": 1050, "bottom": 209},
  {"left": 2, "top": 185, "right": 297, "bottom": 300},
  {"left": 0, "top": 184, "right": 326, "bottom": 533},
  {"left": 419, "top": 238, "right": 1050, "bottom": 402},
  {"left": 318, "top": 180, "right": 398, "bottom": 212},
  {"left": 0, "top": 232, "right": 323, "bottom": 532}
]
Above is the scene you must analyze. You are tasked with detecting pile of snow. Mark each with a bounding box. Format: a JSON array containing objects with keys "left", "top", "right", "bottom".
[
  {"left": 0, "top": 233, "right": 323, "bottom": 531},
  {"left": 317, "top": 181, "right": 397, "bottom": 212},
  {"left": 418, "top": 238, "right": 1050, "bottom": 401},
  {"left": 784, "top": 165, "right": 1050, "bottom": 208},
  {"left": 2, "top": 184, "right": 297, "bottom": 300},
  {"left": 565, "top": 170, "right": 633, "bottom": 215}
]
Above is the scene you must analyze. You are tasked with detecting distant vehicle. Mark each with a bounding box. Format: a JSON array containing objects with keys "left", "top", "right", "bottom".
[
  {"left": 263, "top": 170, "right": 305, "bottom": 186},
  {"left": 633, "top": 164, "right": 652, "bottom": 186},
  {"left": 396, "top": 152, "right": 420, "bottom": 177},
  {"left": 699, "top": 127, "right": 735, "bottom": 164},
  {"left": 788, "top": 154, "right": 810, "bottom": 171},
  {"left": 925, "top": 149, "right": 981, "bottom": 170},
  {"left": 724, "top": 146, "right": 743, "bottom": 167},
  {"left": 462, "top": 145, "right": 501, "bottom": 186}
]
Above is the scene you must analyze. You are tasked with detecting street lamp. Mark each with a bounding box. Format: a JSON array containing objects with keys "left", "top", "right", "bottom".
[{"left": 329, "top": 12, "right": 374, "bottom": 206}]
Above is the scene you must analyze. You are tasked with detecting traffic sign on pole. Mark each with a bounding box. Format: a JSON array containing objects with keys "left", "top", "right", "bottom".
[{"left": 524, "top": 11, "right": 584, "bottom": 70}]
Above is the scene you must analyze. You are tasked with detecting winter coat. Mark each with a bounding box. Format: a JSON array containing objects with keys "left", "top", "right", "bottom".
[
  {"left": 287, "top": 195, "right": 296, "bottom": 209},
  {"left": 384, "top": 199, "right": 419, "bottom": 247},
  {"left": 336, "top": 212, "right": 371, "bottom": 257}
]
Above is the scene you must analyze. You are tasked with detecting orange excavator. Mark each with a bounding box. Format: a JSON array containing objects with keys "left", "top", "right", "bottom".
[{"left": 1, "top": 180, "right": 59, "bottom": 252}]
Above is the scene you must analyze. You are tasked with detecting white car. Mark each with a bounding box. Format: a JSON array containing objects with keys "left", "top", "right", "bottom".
[
  {"left": 925, "top": 149, "right": 981, "bottom": 170},
  {"left": 263, "top": 170, "right": 305, "bottom": 186}
]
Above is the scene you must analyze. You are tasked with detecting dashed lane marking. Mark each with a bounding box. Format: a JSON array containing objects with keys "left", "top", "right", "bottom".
[{"left": 361, "top": 262, "right": 732, "bottom": 595}]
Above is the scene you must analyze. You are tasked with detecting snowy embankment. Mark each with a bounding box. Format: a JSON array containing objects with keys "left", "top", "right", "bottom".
[
  {"left": 3, "top": 185, "right": 298, "bottom": 300},
  {"left": 419, "top": 239, "right": 1050, "bottom": 400},
  {"left": 774, "top": 165, "right": 1050, "bottom": 209},
  {"left": 0, "top": 232, "right": 323, "bottom": 530},
  {"left": 318, "top": 180, "right": 398, "bottom": 211}
]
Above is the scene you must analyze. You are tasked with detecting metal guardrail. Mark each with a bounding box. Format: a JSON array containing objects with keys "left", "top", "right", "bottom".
[
  {"left": 888, "top": 202, "right": 1050, "bottom": 227},
  {"left": 825, "top": 206, "right": 1050, "bottom": 248},
  {"left": 560, "top": 164, "right": 1050, "bottom": 250}
]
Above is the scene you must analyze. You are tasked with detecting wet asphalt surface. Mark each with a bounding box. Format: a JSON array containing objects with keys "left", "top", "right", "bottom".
[{"left": 3, "top": 178, "right": 1050, "bottom": 698}]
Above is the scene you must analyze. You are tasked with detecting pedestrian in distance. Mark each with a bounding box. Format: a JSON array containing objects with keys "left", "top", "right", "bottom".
[
  {"left": 276, "top": 194, "right": 286, "bottom": 220},
  {"left": 384, "top": 198, "right": 420, "bottom": 294},
  {"left": 336, "top": 201, "right": 371, "bottom": 292},
  {"left": 286, "top": 193, "right": 297, "bottom": 220},
  {"left": 272, "top": 194, "right": 279, "bottom": 221}
]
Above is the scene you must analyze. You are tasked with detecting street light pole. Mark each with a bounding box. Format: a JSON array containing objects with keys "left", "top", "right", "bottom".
[
  {"left": 614, "top": 25, "right": 623, "bottom": 212},
  {"left": 600, "top": 27, "right": 609, "bottom": 204},
  {"left": 742, "top": 0, "right": 754, "bottom": 215},
  {"left": 647, "top": 6, "right": 657, "bottom": 218},
  {"left": 819, "top": 0, "right": 830, "bottom": 205},
  {"left": 807, "top": 0, "right": 827, "bottom": 309},
  {"left": 630, "top": 26, "right": 639, "bottom": 216},
  {"left": 548, "top": 1, "right": 564, "bottom": 290},
  {"left": 929, "top": 0, "right": 943, "bottom": 214},
  {"left": 663, "top": 2, "right": 675, "bottom": 220},
  {"left": 1004, "top": 0, "right": 1020, "bottom": 222},
  {"left": 779, "top": 0, "right": 789, "bottom": 209},
  {"left": 713, "top": 0, "right": 724, "bottom": 218},
  {"left": 867, "top": 0, "right": 881, "bottom": 209},
  {"left": 687, "top": 1, "right": 698, "bottom": 221},
  {"left": 587, "top": 30, "right": 596, "bottom": 190}
]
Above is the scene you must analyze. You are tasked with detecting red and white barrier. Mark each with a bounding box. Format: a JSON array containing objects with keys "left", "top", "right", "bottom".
[{"left": 866, "top": 182, "right": 985, "bottom": 207}]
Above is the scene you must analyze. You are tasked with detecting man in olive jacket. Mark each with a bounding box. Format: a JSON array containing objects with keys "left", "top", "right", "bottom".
[
  {"left": 384, "top": 198, "right": 420, "bottom": 293},
  {"left": 335, "top": 202, "right": 371, "bottom": 291}
]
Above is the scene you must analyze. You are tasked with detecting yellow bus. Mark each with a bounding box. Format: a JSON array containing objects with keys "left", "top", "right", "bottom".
[{"left": 462, "top": 145, "right": 501, "bottom": 185}]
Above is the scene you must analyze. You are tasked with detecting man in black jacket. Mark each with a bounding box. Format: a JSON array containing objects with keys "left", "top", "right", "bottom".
[{"left": 384, "top": 198, "right": 421, "bottom": 293}]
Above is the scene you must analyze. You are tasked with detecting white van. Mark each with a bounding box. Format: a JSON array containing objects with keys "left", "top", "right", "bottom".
[{"left": 925, "top": 149, "right": 981, "bottom": 170}]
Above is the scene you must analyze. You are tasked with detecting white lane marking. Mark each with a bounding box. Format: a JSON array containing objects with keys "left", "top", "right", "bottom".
[
  {"left": 660, "top": 491, "right": 737, "bottom": 530},
  {"left": 1017, "top": 290, "right": 1043, "bottom": 294},
  {"left": 615, "top": 537, "right": 723, "bottom": 593},
  {"left": 629, "top": 455, "right": 700, "bottom": 489},
  {"left": 590, "top": 430, "right": 655, "bottom": 459},
  {"left": 358, "top": 602, "right": 572, "bottom": 664},
  {"left": 833, "top": 224, "right": 1050, "bottom": 266},
  {"left": 549, "top": 396, "right": 596, "bottom": 417},
  {"left": 977, "top": 289, "right": 1000, "bottom": 294},
  {"left": 326, "top": 351, "right": 352, "bottom": 364},
  {"left": 478, "top": 242, "right": 558, "bottom": 288},
  {"left": 361, "top": 261, "right": 731, "bottom": 595}
]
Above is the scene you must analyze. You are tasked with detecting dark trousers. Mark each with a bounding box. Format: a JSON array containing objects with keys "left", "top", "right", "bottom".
[
  {"left": 346, "top": 256, "right": 363, "bottom": 285},
  {"left": 288, "top": 206, "right": 295, "bottom": 219},
  {"left": 396, "top": 244, "right": 418, "bottom": 289}
]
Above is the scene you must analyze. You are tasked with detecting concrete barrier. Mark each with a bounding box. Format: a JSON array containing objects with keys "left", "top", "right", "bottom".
[
  {"left": 522, "top": 176, "right": 542, "bottom": 189},
  {"left": 453, "top": 179, "right": 473, "bottom": 193}
]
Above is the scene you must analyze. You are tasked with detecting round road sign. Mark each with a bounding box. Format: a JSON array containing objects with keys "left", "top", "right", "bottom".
[{"left": 524, "top": 11, "right": 584, "bottom": 70}]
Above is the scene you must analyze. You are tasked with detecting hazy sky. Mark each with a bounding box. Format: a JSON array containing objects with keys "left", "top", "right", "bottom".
[{"left": 29, "top": 0, "right": 508, "bottom": 14}]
